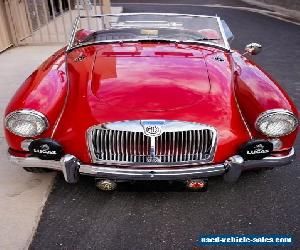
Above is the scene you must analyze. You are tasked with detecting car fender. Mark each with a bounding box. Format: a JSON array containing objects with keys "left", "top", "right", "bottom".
[
  {"left": 232, "top": 51, "right": 298, "bottom": 149},
  {"left": 4, "top": 48, "right": 68, "bottom": 150}
]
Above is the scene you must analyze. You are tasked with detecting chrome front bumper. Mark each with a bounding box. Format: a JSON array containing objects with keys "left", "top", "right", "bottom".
[{"left": 9, "top": 148, "right": 295, "bottom": 183}]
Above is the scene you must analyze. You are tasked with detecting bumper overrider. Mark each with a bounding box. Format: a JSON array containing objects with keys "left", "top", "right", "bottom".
[{"left": 9, "top": 148, "right": 295, "bottom": 184}]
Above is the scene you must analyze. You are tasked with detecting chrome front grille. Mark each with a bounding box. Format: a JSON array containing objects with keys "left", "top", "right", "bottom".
[
  {"left": 88, "top": 120, "right": 217, "bottom": 164},
  {"left": 92, "top": 130, "right": 151, "bottom": 162}
]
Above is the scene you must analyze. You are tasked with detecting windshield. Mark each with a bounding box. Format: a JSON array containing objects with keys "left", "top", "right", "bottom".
[{"left": 68, "top": 13, "right": 229, "bottom": 50}]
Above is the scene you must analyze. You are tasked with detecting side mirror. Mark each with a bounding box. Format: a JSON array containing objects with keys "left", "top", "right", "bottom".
[{"left": 244, "top": 43, "right": 262, "bottom": 55}]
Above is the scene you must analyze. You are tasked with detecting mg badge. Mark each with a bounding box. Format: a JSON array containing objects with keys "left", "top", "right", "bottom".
[
  {"left": 144, "top": 125, "right": 161, "bottom": 137},
  {"left": 141, "top": 120, "right": 165, "bottom": 137}
]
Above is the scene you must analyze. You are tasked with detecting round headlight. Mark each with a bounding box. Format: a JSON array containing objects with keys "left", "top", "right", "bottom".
[
  {"left": 256, "top": 109, "right": 298, "bottom": 137},
  {"left": 5, "top": 110, "right": 48, "bottom": 137}
]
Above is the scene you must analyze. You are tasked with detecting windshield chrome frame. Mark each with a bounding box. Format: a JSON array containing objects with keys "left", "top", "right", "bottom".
[{"left": 66, "top": 13, "right": 231, "bottom": 51}]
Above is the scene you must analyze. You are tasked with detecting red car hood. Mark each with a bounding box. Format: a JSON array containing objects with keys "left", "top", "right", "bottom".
[
  {"left": 90, "top": 49, "right": 210, "bottom": 112},
  {"left": 55, "top": 43, "right": 250, "bottom": 163}
]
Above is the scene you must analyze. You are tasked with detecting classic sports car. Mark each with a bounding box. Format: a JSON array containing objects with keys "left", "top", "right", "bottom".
[{"left": 4, "top": 13, "right": 298, "bottom": 191}]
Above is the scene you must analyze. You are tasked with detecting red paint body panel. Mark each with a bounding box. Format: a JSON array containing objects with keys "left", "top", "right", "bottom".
[
  {"left": 4, "top": 43, "right": 298, "bottom": 165},
  {"left": 4, "top": 48, "right": 67, "bottom": 150},
  {"left": 51, "top": 43, "right": 250, "bottom": 163},
  {"left": 232, "top": 51, "right": 298, "bottom": 150}
]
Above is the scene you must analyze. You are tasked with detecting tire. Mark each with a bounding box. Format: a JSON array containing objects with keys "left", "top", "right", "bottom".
[{"left": 23, "top": 167, "right": 53, "bottom": 173}]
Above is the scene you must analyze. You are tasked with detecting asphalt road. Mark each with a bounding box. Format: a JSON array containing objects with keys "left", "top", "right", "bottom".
[{"left": 30, "top": 1, "right": 300, "bottom": 249}]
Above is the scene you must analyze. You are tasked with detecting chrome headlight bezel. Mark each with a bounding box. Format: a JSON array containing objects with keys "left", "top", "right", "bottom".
[
  {"left": 255, "top": 109, "right": 298, "bottom": 138},
  {"left": 5, "top": 109, "right": 49, "bottom": 137}
]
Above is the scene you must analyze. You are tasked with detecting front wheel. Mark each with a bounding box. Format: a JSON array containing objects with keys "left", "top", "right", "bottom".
[{"left": 23, "top": 167, "right": 53, "bottom": 173}]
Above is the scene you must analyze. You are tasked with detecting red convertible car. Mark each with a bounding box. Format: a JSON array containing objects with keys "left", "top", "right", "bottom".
[{"left": 4, "top": 13, "right": 298, "bottom": 190}]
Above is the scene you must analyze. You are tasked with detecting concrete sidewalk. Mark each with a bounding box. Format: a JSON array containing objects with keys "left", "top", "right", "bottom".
[
  {"left": 0, "top": 46, "right": 61, "bottom": 250},
  {"left": 0, "top": 4, "right": 123, "bottom": 248}
]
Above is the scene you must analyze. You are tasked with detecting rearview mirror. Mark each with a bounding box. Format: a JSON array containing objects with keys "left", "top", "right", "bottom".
[{"left": 244, "top": 43, "right": 262, "bottom": 55}]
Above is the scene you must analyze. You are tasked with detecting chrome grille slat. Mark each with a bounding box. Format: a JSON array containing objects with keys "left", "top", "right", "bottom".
[
  {"left": 136, "top": 132, "right": 140, "bottom": 161},
  {"left": 120, "top": 131, "right": 123, "bottom": 161},
  {"left": 184, "top": 131, "right": 188, "bottom": 161},
  {"left": 90, "top": 122, "right": 216, "bottom": 164},
  {"left": 175, "top": 132, "right": 178, "bottom": 162},
  {"left": 110, "top": 132, "right": 113, "bottom": 160},
  {"left": 116, "top": 131, "right": 120, "bottom": 161},
  {"left": 188, "top": 131, "right": 191, "bottom": 161},
  {"left": 197, "top": 130, "right": 201, "bottom": 161},
  {"left": 108, "top": 130, "right": 112, "bottom": 160},
  {"left": 179, "top": 131, "right": 183, "bottom": 162},
  {"left": 103, "top": 130, "right": 107, "bottom": 159},
  {"left": 164, "top": 132, "right": 167, "bottom": 158},
  {"left": 202, "top": 130, "right": 206, "bottom": 154},
  {"left": 142, "top": 132, "right": 144, "bottom": 160},
  {"left": 96, "top": 130, "right": 100, "bottom": 157},
  {"left": 125, "top": 131, "right": 129, "bottom": 161},
  {"left": 192, "top": 130, "right": 196, "bottom": 159},
  {"left": 168, "top": 133, "right": 171, "bottom": 162}
]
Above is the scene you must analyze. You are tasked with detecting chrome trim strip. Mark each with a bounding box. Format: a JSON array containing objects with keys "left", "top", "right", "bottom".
[
  {"left": 79, "top": 164, "right": 226, "bottom": 180},
  {"left": 97, "top": 120, "right": 216, "bottom": 133},
  {"left": 216, "top": 16, "right": 230, "bottom": 50},
  {"left": 66, "top": 16, "right": 80, "bottom": 51},
  {"left": 68, "top": 39, "right": 230, "bottom": 53},
  {"left": 150, "top": 136, "right": 156, "bottom": 158},
  {"left": 9, "top": 156, "right": 62, "bottom": 170},
  {"left": 50, "top": 57, "right": 67, "bottom": 138},
  {"left": 242, "top": 148, "right": 295, "bottom": 170},
  {"left": 9, "top": 148, "right": 295, "bottom": 181},
  {"left": 80, "top": 13, "right": 219, "bottom": 18},
  {"left": 263, "top": 148, "right": 295, "bottom": 161},
  {"left": 233, "top": 93, "right": 253, "bottom": 138}
]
